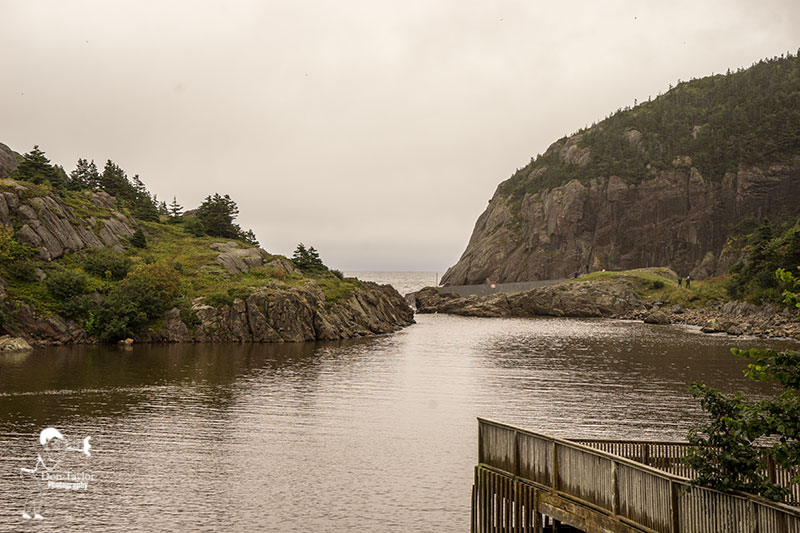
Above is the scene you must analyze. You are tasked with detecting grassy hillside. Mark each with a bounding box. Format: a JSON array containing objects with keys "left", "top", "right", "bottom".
[
  {"left": 0, "top": 176, "right": 359, "bottom": 341},
  {"left": 498, "top": 52, "right": 800, "bottom": 199}
]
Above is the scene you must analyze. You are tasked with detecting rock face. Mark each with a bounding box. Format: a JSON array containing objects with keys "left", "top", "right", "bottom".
[
  {"left": 415, "top": 279, "right": 645, "bottom": 319},
  {"left": 3, "top": 280, "right": 415, "bottom": 346},
  {"left": 442, "top": 159, "right": 800, "bottom": 285},
  {"left": 0, "top": 182, "right": 136, "bottom": 260},
  {"left": 212, "top": 241, "right": 299, "bottom": 276},
  {"left": 0, "top": 143, "right": 19, "bottom": 179},
  {"left": 137, "top": 281, "right": 415, "bottom": 344}
]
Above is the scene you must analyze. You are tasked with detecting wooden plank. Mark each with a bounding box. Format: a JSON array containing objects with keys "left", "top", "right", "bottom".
[{"left": 537, "top": 490, "right": 648, "bottom": 533}]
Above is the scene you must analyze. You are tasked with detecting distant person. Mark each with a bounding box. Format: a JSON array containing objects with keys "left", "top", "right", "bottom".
[
  {"left": 685, "top": 275, "right": 691, "bottom": 288},
  {"left": 573, "top": 271, "right": 579, "bottom": 279},
  {"left": 678, "top": 277, "right": 683, "bottom": 287},
  {"left": 585, "top": 264, "right": 589, "bottom": 274}
]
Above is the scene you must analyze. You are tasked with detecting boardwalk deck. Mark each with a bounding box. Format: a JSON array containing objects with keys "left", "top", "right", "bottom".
[{"left": 472, "top": 419, "right": 800, "bottom": 533}]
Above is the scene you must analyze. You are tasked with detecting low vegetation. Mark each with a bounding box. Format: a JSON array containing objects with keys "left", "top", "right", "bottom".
[{"left": 572, "top": 267, "right": 727, "bottom": 308}]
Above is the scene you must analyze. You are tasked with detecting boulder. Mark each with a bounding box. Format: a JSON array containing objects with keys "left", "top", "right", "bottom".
[
  {"left": 0, "top": 335, "right": 32, "bottom": 352},
  {"left": 644, "top": 310, "right": 671, "bottom": 325},
  {"left": 211, "top": 241, "right": 267, "bottom": 274}
]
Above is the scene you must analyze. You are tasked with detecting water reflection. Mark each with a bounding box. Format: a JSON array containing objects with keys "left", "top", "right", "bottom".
[{"left": 0, "top": 315, "right": 796, "bottom": 532}]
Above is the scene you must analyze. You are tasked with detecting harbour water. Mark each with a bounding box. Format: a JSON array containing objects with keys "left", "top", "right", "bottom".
[{"left": 0, "top": 272, "right": 795, "bottom": 531}]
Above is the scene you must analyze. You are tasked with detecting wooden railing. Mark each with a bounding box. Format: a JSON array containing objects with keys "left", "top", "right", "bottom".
[
  {"left": 575, "top": 439, "right": 800, "bottom": 506},
  {"left": 473, "top": 419, "right": 800, "bottom": 533}
]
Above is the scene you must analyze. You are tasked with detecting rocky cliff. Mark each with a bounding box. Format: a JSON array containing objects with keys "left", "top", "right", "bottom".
[
  {"left": 443, "top": 159, "right": 800, "bottom": 285},
  {"left": 443, "top": 55, "right": 800, "bottom": 285},
  {"left": 5, "top": 279, "right": 414, "bottom": 346}
]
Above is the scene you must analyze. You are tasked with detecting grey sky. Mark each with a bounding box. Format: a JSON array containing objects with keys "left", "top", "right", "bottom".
[{"left": 1, "top": 1, "right": 798, "bottom": 271}]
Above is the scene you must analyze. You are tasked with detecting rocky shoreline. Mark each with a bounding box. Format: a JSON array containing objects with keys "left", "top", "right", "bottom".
[
  {"left": 413, "top": 281, "right": 800, "bottom": 341},
  {"left": 4, "top": 280, "right": 415, "bottom": 347}
]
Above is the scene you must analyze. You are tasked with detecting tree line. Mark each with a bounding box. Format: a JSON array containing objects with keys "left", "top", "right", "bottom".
[
  {"left": 498, "top": 50, "right": 800, "bottom": 199},
  {"left": 10, "top": 146, "right": 258, "bottom": 245}
]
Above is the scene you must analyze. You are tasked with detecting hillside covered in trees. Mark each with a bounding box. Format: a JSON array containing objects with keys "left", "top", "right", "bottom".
[
  {"left": 0, "top": 143, "right": 413, "bottom": 345},
  {"left": 443, "top": 51, "right": 800, "bottom": 286}
]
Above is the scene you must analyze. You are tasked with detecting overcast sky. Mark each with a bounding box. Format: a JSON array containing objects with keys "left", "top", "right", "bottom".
[{"left": 1, "top": 1, "right": 798, "bottom": 271}]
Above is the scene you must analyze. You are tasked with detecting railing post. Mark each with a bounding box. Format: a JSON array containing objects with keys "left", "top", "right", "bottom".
[
  {"left": 748, "top": 500, "right": 757, "bottom": 533},
  {"left": 478, "top": 420, "right": 484, "bottom": 465},
  {"left": 552, "top": 441, "right": 559, "bottom": 491},
  {"left": 670, "top": 480, "right": 679, "bottom": 533},
  {"left": 612, "top": 460, "right": 619, "bottom": 516}
]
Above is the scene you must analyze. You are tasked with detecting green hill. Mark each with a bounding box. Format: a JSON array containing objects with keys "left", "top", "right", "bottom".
[{"left": 498, "top": 52, "right": 800, "bottom": 199}]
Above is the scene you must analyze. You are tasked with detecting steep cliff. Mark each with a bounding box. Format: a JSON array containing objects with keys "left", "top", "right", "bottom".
[{"left": 443, "top": 54, "right": 800, "bottom": 285}]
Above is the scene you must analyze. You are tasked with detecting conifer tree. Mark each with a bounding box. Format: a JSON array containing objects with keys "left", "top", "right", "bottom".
[{"left": 168, "top": 196, "right": 183, "bottom": 220}]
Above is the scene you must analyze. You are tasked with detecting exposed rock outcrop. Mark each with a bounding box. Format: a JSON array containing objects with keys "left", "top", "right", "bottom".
[
  {"left": 0, "top": 335, "right": 32, "bottom": 352},
  {"left": 136, "top": 281, "right": 414, "bottom": 344},
  {"left": 443, "top": 160, "right": 800, "bottom": 285},
  {"left": 211, "top": 241, "right": 299, "bottom": 276},
  {"left": 3, "top": 280, "right": 414, "bottom": 346},
  {"left": 0, "top": 182, "right": 136, "bottom": 260},
  {"left": 414, "top": 279, "right": 645, "bottom": 319},
  {"left": 0, "top": 143, "right": 19, "bottom": 179}
]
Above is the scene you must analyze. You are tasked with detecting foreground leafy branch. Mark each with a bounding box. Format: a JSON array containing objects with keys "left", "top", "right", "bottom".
[{"left": 685, "top": 269, "right": 800, "bottom": 502}]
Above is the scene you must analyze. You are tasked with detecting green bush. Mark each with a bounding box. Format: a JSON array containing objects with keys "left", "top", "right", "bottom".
[
  {"left": 651, "top": 280, "right": 665, "bottom": 289},
  {"left": 59, "top": 294, "right": 94, "bottom": 319},
  {"left": 182, "top": 217, "right": 206, "bottom": 237},
  {"left": 130, "top": 228, "right": 147, "bottom": 248},
  {"left": 82, "top": 248, "right": 132, "bottom": 280},
  {"left": 45, "top": 269, "right": 89, "bottom": 301},
  {"left": 6, "top": 259, "right": 39, "bottom": 282},
  {"left": 90, "top": 263, "right": 181, "bottom": 342}
]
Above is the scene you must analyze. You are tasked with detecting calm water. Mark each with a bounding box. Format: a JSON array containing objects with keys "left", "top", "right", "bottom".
[{"left": 0, "top": 272, "right": 795, "bottom": 532}]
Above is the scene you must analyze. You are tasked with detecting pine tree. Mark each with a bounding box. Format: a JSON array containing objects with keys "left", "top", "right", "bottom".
[
  {"left": 196, "top": 193, "right": 240, "bottom": 238},
  {"left": 68, "top": 158, "right": 101, "bottom": 190},
  {"left": 13, "top": 146, "right": 63, "bottom": 187},
  {"left": 168, "top": 196, "right": 183, "bottom": 220}
]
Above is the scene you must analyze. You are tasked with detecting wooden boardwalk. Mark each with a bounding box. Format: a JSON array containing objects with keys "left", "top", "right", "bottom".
[{"left": 472, "top": 419, "right": 800, "bottom": 533}]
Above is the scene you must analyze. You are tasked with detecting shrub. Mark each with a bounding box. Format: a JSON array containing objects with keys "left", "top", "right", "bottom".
[
  {"left": 331, "top": 269, "right": 344, "bottom": 280},
  {"left": 130, "top": 228, "right": 147, "bottom": 248},
  {"left": 0, "top": 223, "right": 36, "bottom": 261},
  {"left": 82, "top": 248, "right": 132, "bottom": 280},
  {"left": 183, "top": 217, "right": 206, "bottom": 237},
  {"left": 90, "top": 263, "right": 181, "bottom": 341},
  {"left": 651, "top": 280, "right": 665, "bottom": 289},
  {"left": 60, "top": 294, "right": 94, "bottom": 319},
  {"left": 6, "top": 259, "right": 39, "bottom": 282},
  {"left": 45, "top": 269, "right": 89, "bottom": 301}
]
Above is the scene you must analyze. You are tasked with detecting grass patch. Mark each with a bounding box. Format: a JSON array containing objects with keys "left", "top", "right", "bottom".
[
  {"left": 316, "top": 276, "right": 362, "bottom": 308},
  {"left": 572, "top": 267, "right": 728, "bottom": 308},
  {"left": 60, "top": 190, "right": 114, "bottom": 219}
]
